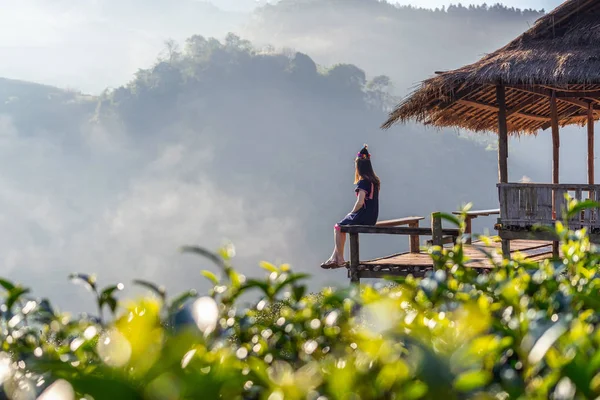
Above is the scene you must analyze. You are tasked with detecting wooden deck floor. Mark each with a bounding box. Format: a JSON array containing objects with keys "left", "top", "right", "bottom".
[{"left": 347, "top": 240, "right": 554, "bottom": 279}]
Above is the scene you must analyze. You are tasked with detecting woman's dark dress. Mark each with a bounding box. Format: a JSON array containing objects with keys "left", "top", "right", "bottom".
[{"left": 337, "top": 179, "right": 379, "bottom": 227}]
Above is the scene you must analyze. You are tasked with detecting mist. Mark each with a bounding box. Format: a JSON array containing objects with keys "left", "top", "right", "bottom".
[{"left": 0, "top": 0, "right": 591, "bottom": 313}]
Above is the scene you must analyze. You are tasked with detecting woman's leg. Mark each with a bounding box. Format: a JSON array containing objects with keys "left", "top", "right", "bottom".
[
  {"left": 328, "top": 224, "right": 346, "bottom": 263},
  {"left": 335, "top": 230, "right": 347, "bottom": 263}
]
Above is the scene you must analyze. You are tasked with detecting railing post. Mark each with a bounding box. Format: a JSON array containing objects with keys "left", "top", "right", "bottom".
[
  {"left": 502, "top": 239, "right": 511, "bottom": 260},
  {"left": 409, "top": 221, "right": 420, "bottom": 253},
  {"left": 349, "top": 233, "right": 360, "bottom": 284},
  {"left": 465, "top": 216, "right": 473, "bottom": 245},
  {"left": 431, "top": 212, "right": 442, "bottom": 248}
]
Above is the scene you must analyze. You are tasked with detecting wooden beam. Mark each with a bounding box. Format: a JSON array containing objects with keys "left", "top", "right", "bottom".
[
  {"left": 510, "top": 85, "right": 600, "bottom": 98},
  {"left": 433, "top": 85, "right": 478, "bottom": 111},
  {"left": 509, "top": 85, "right": 600, "bottom": 116},
  {"left": 457, "top": 99, "right": 549, "bottom": 121},
  {"left": 559, "top": 98, "right": 600, "bottom": 116},
  {"left": 497, "top": 85, "right": 509, "bottom": 184},
  {"left": 507, "top": 96, "right": 538, "bottom": 116},
  {"left": 541, "top": 108, "right": 584, "bottom": 130},
  {"left": 589, "top": 102, "right": 595, "bottom": 186}
]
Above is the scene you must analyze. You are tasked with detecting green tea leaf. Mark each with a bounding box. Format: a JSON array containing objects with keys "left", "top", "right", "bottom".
[
  {"left": 454, "top": 370, "right": 492, "bottom": 392},
  {"left": 201, "top": 270, "right": 220, "bottom": 286}
]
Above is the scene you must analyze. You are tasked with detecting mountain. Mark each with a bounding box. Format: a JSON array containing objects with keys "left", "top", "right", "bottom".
[
  {"left": 242, "top": 1, "right": 544, "bottom": 94},
  {"left": 0, "top": 35, "right": 525, "bottom": 312}
]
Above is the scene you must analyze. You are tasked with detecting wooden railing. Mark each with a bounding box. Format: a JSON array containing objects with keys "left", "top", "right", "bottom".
[
  {"left": 498, "top": 183, "right": 600, "bottom": 229},
  {"left": 340, "top": 213, "right": 459, "bottom": 283}
]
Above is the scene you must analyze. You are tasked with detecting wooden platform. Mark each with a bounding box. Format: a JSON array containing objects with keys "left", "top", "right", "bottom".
[{"left": 346, "top": 240, "right": 554, "bottom": 279}]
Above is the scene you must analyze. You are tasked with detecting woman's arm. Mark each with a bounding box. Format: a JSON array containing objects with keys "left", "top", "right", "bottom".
[{"left": 350, "top": 190, "right": 367, "bottom": 213}]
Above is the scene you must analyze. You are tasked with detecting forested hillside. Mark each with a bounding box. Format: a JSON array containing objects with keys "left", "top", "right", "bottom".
[{"left": 243, "top": 1, "right": 544, "bottom": 92}]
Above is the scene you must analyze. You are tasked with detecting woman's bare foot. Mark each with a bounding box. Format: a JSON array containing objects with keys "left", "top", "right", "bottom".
[{"left": 320, "top": 257, "right": 347, "bottom": 269}]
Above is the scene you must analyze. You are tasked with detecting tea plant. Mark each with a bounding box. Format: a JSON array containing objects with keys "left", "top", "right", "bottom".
[{"left": 1, "top": 203, "right": 600, "bottom": 399}]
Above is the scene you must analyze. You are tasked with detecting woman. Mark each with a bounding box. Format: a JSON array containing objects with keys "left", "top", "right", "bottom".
[{"left": 321, "top": 144, "right": 380, "bottom": 269}]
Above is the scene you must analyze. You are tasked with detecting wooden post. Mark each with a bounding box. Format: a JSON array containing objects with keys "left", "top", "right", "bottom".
[
  {"left": 465, "top": 216, "right": 473, "bottom": 245},
  {"left": 550, "top": 92, "right": 560, "bottom": 188},
  {"left": 502, "top": 239, "right": 511, "bottom": 260},
  {"left": 496, "top": 85, "right": 511, "bottom": 258},
  {"left": 588, "top": 102, "right": 595, "bottom": 189},
  {"left": 496, "top": 85, "right": 508, "bottom": 184},
  {"left": 550, "top": 91, "right": 560, "bottom": 254},
  {"left": 349, "top": 233, "right": 360, "bottom": 284},
  {"left": 431, "top": 213, "right": 442, "bottom": 248},
  {"left": 409, "top": 221, "right": 420, "bottom": 253}
]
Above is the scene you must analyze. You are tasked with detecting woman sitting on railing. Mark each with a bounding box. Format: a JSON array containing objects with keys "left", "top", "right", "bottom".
[{"left": 321, "top": 145, "right": 380, "bottom": 269}]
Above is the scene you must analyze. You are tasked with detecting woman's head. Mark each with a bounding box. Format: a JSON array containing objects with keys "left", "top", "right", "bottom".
[{"left": 354, "top": 144, "right": 380, "bottom": 190}]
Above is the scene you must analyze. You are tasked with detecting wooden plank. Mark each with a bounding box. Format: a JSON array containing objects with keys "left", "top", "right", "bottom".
[
  {"left": 452, "top": 209, "right": 500, "bottom": 217},
  {"left": 497, "top": 85, "right": 509, "bottom": 184},
  {"left": 358, "top": 270, "right": 429, "bottom": 279},
  {"left": 349, "top": 233, "right": 360, "bottom": 284},
  {"left": 339, "top": 225, "right": 459, "bottom": 236},
  {"left": 376, "top": 217, "right": 424, "bottom": 227},
  {"left": 355, "top": 240, "right": 558, "bottom": 276},
  {"left": 499, "top": 229, "right": 559, "bottom": 242}
]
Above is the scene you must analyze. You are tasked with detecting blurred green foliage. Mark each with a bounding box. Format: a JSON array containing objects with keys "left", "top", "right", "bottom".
[{"left": 2, "top": 202, "right": 600, "bottom": 399}]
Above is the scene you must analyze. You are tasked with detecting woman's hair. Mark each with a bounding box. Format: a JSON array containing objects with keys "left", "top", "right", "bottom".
[{"left": 354, "top": 144, "right": 381, "bottom": 191}]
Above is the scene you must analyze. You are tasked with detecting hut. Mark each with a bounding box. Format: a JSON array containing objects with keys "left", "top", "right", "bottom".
[{"left": 382, "top": 0, "right": 600, "bottom": 256}]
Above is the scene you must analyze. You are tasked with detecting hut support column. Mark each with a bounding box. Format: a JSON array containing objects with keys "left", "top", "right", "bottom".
[
  {"left": 496, "top": 85, "right": 510, "bottom": 259},
  {"left": 588, "top": 103, "right": 595, "bottom": 191},
  {"left": 550, "top": 92, "right": 560, "bottom": 258},
  {"left": 496, "top": 85, "right": 508, "bottom": 184}
]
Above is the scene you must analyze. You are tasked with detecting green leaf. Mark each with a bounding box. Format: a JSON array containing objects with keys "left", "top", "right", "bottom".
[
  {"left": 259, "top": 261, "right": 279, "bottom": 273},
  {"left": 274, "top": 273, "right": 310, "bottom": 295},
  {"left": 454, "top": 370, "right": 492, "bottom": 392},
  {"left": 68, "top": 375, "right": 143, "bottom": 400},
  {"left": 436, "top": 212, "right": 461, "bottom": 227},
  {"left": 240, "top": 279, "right": 271, "bottom": 297},
  {"left": 6, "top": 286, "right": 30, "bottom": 311},
  {"left": 180, "top": 246, "right": 226, "bottom": 271},
  {"left": 403, "top": 381, "right": 428, "bottom": 399},
  {"left": 99, "top": 284, "right": 123, "bottom": 314},
  {"left": 201, "top": 270, "right": 220, "bottom": 286},
  {"left": 0, "top": 278, "right": 15, "bottom": 291},
  {"left": 101, "top": 284, "right": 124, "bottom": 299},
  {"left": 133, "top": 280, "right": 167, "bottom": 301},
  {"left": 566, "top": 200, "right": 600, "bottom": 219},
  {"left": 293, "top": 285, "right": 306, "bottom": 302},
  {"left": 69, "top": 273, "right": 98, "bottom": 293}
]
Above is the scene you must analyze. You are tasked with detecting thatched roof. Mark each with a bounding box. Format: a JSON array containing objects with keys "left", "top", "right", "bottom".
[{"left": 383, "top": 0, "right": 600, "bottom": 134}]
